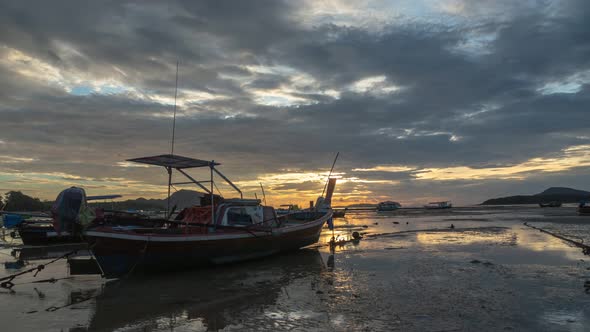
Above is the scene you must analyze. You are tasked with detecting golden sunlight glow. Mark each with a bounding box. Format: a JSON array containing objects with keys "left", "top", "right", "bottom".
[
  {"left": 359, "top": 144, "right": 590, "bottom": 181},
  {"left": 415, "top": 145, "right": 590, "bottom": 181},
  {"left": 353, "top": 165, "right": 416, "bottom": 172},
  {"left": 416, "top": 229, "right": 515, "bottom": 246},
  {"left": 0, "top": 155, "right": 37, "bottom": 163},
  {"left": 0, "top": 46, "right": 63, "bottom": 84}
]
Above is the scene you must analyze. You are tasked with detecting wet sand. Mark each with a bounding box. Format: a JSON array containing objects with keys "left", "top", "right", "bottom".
[{"left": 2, "top": 206, "right": 590, "bottom": 331}]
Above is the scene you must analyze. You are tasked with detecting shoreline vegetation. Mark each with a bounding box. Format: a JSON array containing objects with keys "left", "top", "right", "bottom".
[{"left": 3, "top": 186, "right": 590, "bottom": 212}]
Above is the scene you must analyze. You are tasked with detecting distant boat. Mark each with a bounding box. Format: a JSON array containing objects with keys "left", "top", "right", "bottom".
[
  {"left": 377, "top": 201, "right": 402, "bottom": 211},
  {"left": 424, "top": 201, "right": 452, "bottom": 209},
  {"left": 578, "top": 203, "right": 590, "bottom": 215},
  {"left": 539, "top": 201, "right": 562, "bottom": 208},
  {"left": 332, "top": 208, "right": 347, "bottom": 218}
]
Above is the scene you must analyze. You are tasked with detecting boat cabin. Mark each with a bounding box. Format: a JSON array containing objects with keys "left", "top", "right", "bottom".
[{"left": 217, "top": 199, "right": 278, "bottom": 227}]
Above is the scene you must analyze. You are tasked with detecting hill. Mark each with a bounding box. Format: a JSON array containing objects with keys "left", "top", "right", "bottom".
[
  {"left": 481, "top": 187, "right": 590, "bottom": 205},
  {"left": 91, "top": 190, "right": 205, "bottom": 211}
]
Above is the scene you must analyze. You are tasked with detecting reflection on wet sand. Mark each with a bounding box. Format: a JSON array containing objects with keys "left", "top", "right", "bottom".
[
  {"left": 415, "top": 227, "right": 517, "bottom": 246},
  {"left": 87, "top": 249, "right": 328, "bottom": 331},
  {"left": 3, "top": 206, "right": 590, "bottom": 331}
]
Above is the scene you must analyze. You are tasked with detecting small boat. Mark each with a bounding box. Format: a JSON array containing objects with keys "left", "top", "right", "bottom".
[
  {"left": 0, "top": 191, "right": 157, "bottom": 246},
  {"left": 539, "top": 201, "right": 562, "bottom": 208},
  {"left": 578, "top": 204, "right": 590, "bottom": 215},
  {"left": 377, "top": 201, "right": 402, "bottom": 211},
  {"left": 1, "top": 189, "right": 124, "bottom": 245},
  {"left": 85, "top": 154, "right": 337, "bottom": 278},
  {"left": 332, "top": 208, "right": 347, "bottom": 218},
  {"left": 424, "top": 201, "right": 453, "bottom": 209}
]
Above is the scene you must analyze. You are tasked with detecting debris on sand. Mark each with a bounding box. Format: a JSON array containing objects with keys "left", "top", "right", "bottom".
[
  {"left": 384, "top": 247, "right": 405, "bottom": 250},
  {"left": 470, "top": 259, "right": 494, "bottom": 266},
  {"left": 393, "top": 221, "right": 399, "bottom": 224}
]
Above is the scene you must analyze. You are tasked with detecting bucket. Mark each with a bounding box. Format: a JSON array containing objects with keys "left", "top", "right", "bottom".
[{"left": 2, "top": 214, "right": 24, "bottom": 228}]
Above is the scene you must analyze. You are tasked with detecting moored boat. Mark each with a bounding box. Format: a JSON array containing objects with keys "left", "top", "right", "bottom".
[
  {"left": 85, "top": 154, "right": 337, "bottom": 278},
  {"left": 377, "top": 201, "right": 402, "bottom": 211},
  {"left": 578, "top": 205, "right": 590, "bottom": 215},
  {"left": 424, "top": 201, "right": 452, "bottom": 209},
  {"left": 1, "top": 189, "right": 124, "bottom": 245},
  {"left": 539, "top": 201, "right": 562, "bottom": 208},
  {"left": 332, "top": 208, "right": 347, "bottom": 218}
]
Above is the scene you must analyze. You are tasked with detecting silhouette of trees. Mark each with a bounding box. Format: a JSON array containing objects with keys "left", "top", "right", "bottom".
[{"left": 2, "top": 191, "right": 51, "bottom": 211}]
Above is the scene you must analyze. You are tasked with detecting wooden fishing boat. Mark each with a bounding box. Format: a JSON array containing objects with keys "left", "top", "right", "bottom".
[
  {"left": 1, "top": 191, "right": 124, "bottom": 246},
  {"left": 85, "top": 154, "right": 337, "bottom": 278}
]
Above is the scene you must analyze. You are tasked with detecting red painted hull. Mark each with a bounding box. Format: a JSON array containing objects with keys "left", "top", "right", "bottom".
[{"left": 86, "top": 212, "right": 331, "bottom": 278}]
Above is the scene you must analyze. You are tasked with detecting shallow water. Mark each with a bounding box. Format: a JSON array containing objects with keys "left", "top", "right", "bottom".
[{"left": 1, "top": 206, "right": 590, "bottom": 331}]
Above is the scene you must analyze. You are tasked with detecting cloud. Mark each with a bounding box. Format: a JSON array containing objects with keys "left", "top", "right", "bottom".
[{"left": 0, "top": 0, "right": 589, "bottom": 205}]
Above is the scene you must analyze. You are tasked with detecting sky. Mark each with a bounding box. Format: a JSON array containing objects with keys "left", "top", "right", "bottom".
[{"left": 1, "top": 0, "right": 590, "bottom": 207}]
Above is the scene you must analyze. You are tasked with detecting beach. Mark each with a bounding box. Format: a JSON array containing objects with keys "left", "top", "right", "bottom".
[{"left": 1, "top": 205, "right": 590, "bottom": 331}]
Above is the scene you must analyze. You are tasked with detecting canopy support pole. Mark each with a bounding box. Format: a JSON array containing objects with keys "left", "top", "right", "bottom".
[
  {"left": 210, "top": 161, "right": 215, "bottom": 230},
  {"left": 176, "top": 168, "right": 211, "bottom": 194},
  {"left": 167, "top": 166, "right": 172, "bottom": 219},
  {"left": 213, "top": 168, "right": 243, "bottom": 198}
]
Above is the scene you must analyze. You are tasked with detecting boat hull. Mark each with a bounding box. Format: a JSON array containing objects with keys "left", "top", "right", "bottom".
[
  {"left": 17, "top": 225, "right": 82, "bottom": 246},
  {"left": 86, "top": 214, "right": 330, "bottom": 278}
]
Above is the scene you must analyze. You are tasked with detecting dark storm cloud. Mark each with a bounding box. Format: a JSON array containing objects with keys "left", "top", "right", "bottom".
[{"left": 0, "top": 0, "right": 589, "bottom": 202}]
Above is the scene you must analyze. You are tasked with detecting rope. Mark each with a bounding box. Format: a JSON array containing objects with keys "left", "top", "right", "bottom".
[
  {"left": 523, "top": 222, "right": 590, "bottom": 255},
  {"left": 0, "top": 250, "right": 78, "bottom": 290},
  {"left": 42, "top": 239, "right": 149, "bottom": 313}
]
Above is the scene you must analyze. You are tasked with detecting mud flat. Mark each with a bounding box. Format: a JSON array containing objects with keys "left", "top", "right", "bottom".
[{"left": 1, "top": 206, "right": 590, "bottom": 331}]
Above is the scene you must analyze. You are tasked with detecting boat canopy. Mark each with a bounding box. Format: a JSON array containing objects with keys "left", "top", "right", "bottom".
[{"left": 127, "top": 154, "right": 220, "bottom": 169}]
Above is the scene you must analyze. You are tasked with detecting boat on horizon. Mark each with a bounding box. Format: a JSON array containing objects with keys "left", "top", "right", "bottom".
[
  {"left": 85, "top": 154, "right": 337, "bottom": 278},
  {"left": 376, "top": 201, "right": 402, "bottom": 211},
  {"left": 424, "top": 201, "right": 453, "bottom": 209},
  {"left": 332, "top": 208, "right": 347, "bottom": 218},
  {"left": 539, "top": 201, "right": 562, "bottom": 208},
  {"left": 578, "top": 202, "right": 590, "bottom": 215}
]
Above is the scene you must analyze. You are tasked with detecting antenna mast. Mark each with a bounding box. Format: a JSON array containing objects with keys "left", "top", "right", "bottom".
[
  {"left": 171, "top": 61, "right": 179, "bottom": 155},
  {"left": 167, "top": 61, "right": 179, "bottom": 218}
]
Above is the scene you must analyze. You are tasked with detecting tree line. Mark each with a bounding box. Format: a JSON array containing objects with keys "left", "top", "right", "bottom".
[{"left": 1, "top": 191, "right": 52, "bottom": 211}]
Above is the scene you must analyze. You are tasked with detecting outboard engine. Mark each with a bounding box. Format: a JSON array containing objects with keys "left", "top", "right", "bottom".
[{"left": 52, "top": 187, "right": 88, "bottom": 234}]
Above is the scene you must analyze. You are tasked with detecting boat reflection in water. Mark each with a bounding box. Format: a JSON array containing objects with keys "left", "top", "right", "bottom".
[{"left": 87, "top": 249, "right": 329, "bottom": 331}]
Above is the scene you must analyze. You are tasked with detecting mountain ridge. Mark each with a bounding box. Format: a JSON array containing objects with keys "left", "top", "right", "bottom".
[{"left": 481, "top": 187, "right": 590, "bottom": 205}]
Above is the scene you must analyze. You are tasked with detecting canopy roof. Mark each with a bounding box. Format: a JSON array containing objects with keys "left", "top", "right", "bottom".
[{"left": 127, "top": 154, "right": 220, "bottom": 169}]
